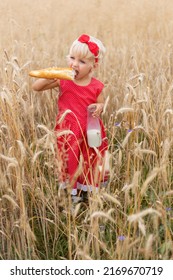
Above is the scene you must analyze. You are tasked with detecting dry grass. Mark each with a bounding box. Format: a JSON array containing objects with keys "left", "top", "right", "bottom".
[{"left": 0, "top": 0, "right": 173, "bottom": 260}]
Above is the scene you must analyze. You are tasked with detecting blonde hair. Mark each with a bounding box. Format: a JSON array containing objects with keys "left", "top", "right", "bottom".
[{"left": 68, "top": 35, "right": 106, "bottom": 63}]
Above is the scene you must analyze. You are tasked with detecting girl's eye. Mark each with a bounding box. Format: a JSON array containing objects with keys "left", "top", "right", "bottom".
[
  {"left": 70, "top": 56, "right": 74, "bottom": 60},
  {"left": 80, "top": 60, "right": 85, "bottom": 64}
]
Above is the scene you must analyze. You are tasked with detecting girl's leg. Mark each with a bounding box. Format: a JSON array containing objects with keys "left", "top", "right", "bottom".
[
  {"left": 56, "top": 134, "right": 69, "bottom": 184},
  {"left": 78, "top": 125, "right": 109, "bottom": 189},
  {"left": 56, "top": 118, "right": 84, "bottom": 194},
  {"left": 66, "top": 133, "right": 81, "bottom": 194}
]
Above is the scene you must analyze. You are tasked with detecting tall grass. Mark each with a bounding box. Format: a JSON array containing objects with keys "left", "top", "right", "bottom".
[{"left": 0, "top": 0, "right": 173, "bottom": 260}]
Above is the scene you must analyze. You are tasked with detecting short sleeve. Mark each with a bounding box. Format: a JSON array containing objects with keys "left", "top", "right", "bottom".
[{"left": 96, "top": 80, "right": 104, "bottom": 98}]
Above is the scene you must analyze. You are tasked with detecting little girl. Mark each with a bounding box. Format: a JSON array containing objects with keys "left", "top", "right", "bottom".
[{"left": 32, "top": 34, "right": 109, "bottom": 201}]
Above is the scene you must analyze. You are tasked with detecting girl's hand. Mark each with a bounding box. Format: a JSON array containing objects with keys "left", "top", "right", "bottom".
[{"left": 92, "top": 103, "right": 104, "bottom": 118}]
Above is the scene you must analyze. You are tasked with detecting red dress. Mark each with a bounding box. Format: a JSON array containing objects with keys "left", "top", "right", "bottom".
[{"left": 55, "top": 78, "right": 108, "bottom": 195}]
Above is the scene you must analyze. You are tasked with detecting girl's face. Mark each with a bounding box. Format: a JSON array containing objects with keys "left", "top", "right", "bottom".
[{"left": 68, "top": 53, "right": 95, "bottom": 81}]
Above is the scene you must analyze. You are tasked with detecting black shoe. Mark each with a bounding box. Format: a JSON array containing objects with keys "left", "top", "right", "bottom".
[{"left": 81, "top": 191, "right": 89, "bottom": 204}]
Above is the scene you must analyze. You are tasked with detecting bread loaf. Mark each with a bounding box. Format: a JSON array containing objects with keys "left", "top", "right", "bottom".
[{"left": 29, "top": 67, "right": 75, "bottom": 80}]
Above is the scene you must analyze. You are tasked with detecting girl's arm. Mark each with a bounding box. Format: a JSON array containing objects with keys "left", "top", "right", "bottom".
[{"left": 32, "top": 78, "right": 60, "bottom": 91}]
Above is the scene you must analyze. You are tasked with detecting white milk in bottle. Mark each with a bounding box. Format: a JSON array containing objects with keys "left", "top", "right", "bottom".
[{"left": 87, "top": 104, "right": 102, "bottom": 148}]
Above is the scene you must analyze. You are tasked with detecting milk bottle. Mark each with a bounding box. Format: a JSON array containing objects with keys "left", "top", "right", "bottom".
[{"left": 87, "top": 104, "right": 102, "bottom": 148}]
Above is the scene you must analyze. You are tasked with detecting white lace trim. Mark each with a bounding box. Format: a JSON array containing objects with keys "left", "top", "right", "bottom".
[
  {"left": 71, "top": 188, "right": 78, "bottom": 196},
  {"left": 77, "top": 182, "right": 98, "bottom": 192},
  {"left": 59, "top": 181, "right": 108, "bottom": 196}
]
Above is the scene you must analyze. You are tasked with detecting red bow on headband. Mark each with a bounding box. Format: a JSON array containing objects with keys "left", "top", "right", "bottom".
[{"left": 78, "top": 34, "right": 99, "bottom": 62}]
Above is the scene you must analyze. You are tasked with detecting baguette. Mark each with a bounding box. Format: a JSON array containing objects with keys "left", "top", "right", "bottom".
[{"left": 29, "top": 67, "right": 75, "bottom": 80}]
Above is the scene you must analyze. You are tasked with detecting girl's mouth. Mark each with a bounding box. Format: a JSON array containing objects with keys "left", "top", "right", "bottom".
[{"left": 74, "top": 70, "right": 79, "bottom": 79}]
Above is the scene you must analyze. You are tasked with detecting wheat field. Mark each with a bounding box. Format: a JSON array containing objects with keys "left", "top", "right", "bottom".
[{"left": 0, "top": 0, "right": 173, "bottom": 260}]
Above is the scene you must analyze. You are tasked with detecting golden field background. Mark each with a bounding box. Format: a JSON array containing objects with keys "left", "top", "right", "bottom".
[{"left": 0, "top": 0, "right": 173, "bottom": 260}]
